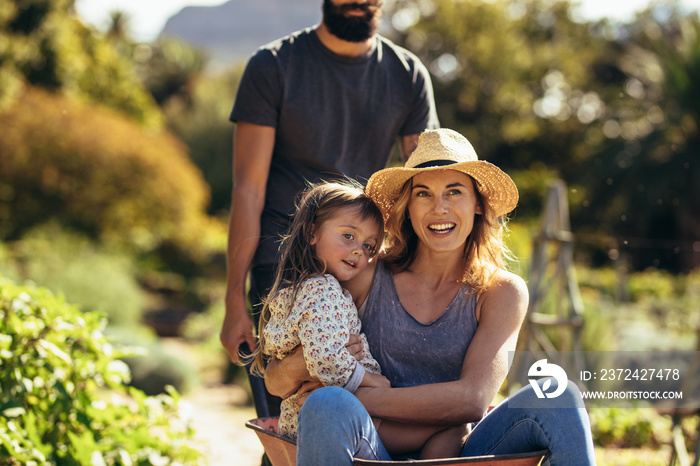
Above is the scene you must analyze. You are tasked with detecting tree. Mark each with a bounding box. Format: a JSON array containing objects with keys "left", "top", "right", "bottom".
[
  {"left": 0, "top": 0, "right": 161, "bottom": 126},
  {"left": 387, "top": 0, "right": 699, "bottom": 272},
  {"left": 0, "top": 87, "right": 223, "bottom": 261},
  {"left": 386, "top": 0, "right": 613, "bottom": 217},
  {"left": 577, "top": 6, "right": 700, "bottom": 272},
  {"left": 163, "top": 66, "right": 244, "bottom": 215}
]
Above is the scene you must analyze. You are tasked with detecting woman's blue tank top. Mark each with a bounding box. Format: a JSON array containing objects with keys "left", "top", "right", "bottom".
[{"left": 361, "top": 261, "right": 479, "bottom": 387}]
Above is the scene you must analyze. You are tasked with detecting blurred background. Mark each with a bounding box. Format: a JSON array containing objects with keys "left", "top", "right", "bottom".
[{"left": 1, "top": 0, "right": 699, "bottom": 464}]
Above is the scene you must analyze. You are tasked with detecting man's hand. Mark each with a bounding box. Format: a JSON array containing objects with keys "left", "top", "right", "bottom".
[
  {"left": 220, "top": 302, "right": 256, "bottom": 364},
  {"left": 345, "top": 334, "right": 365, "bottom": 361}
]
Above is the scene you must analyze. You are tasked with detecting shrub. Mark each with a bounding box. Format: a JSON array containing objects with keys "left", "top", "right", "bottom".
[
  {"left": 0, "top": 275, "right": 204, "bottom": 464},
  {"left": 2, "top": 223, "right": 145, "bottom": 328},
  {"left": 163, "top": 66, "right": 243, "bottom": 216},
  {"left": 589, "top": 407, "right": 672, "bottom": 448},
  {"left": 0, "top": 0, "right": 161, "bottom": 125},
  {"left": 0, "top": 87, "right": 226, "bottom": 262},
  {"left": 106, "top": 326, "right": 201, "bottom": 396},
  {"left": 627, "top": 268, "right": 677, "bottom": 302}
]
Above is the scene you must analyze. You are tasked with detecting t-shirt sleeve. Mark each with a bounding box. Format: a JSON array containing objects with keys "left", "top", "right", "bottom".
[
  {"left": 399, "top": 53, "right": 440, "bottom": 135},
  {"left": 229, "top": 49, "right": 282, "bottom": 127},
  {"left": 294, "top": 278, "right": 359, "bottom": 389}
]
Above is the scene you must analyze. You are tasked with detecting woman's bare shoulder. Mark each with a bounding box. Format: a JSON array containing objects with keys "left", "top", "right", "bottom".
[
  {"left": 477, "top": 269, "right": 528, "bottom": 319},
  {"left": 490, "top": 269, "right": 528, "bottom": 295}
]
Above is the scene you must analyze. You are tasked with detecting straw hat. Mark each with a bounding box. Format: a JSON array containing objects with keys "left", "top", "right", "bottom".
[{"left": 366, "top": 128, "right": 519, "bottom": 220}]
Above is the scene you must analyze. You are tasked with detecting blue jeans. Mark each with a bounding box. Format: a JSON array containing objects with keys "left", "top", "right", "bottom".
[{"left": 296, "top": 380, "right": 595, "bottom": 465}]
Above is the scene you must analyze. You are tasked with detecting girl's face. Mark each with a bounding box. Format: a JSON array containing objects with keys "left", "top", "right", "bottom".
[
  {"left": 407, "top": 170, "right": 482, "bottom": 254},
  {"left": 310, "top": 205, "right": 380, "bottom": 282}
]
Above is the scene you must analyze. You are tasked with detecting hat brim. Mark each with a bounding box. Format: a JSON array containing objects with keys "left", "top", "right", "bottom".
[{"left": 366, "top": 161, "right": 519, "bottom": 221}]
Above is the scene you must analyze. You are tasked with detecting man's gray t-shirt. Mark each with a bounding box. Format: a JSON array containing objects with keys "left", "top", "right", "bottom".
[{"left": 230, "top": 28, "right": 439, "bottom": 267}]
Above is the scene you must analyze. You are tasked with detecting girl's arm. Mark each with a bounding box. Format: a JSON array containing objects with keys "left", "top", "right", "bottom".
[
  {"left": 355, "top": 270, "right": 528, "bottom": 425},
  {"left": 265, "top": 333, "right": 368, "bottom": 397},
  {"left": 296, "top": 277, "right": 387, "bottom": 390},
  {"left": 266, "top": 262, "right": 378, "bottom": 396}
]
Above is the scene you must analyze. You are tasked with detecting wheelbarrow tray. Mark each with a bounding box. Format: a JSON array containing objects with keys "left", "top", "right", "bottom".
[{"left": 246, "top": 417, "right": 548, "bottom": 466}]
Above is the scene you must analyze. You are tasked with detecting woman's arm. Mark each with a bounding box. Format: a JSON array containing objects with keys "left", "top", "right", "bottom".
[
  {"left": 265, "top": 333, "right": 367, "bottom": 397},
  {"left": 355, "top": 270, "right": 529, "bottom": 425},
  {"left": 265, "top": 346, "right": 310, "bottom": 398},
  {"left": 265, "top": 273, "right": 381, "bottom": 397},
  {"left": 267, "top": 261, "right": 378, "bottom": 397}
]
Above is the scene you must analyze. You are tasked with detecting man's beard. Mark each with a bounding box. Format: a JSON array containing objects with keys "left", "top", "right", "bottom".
[{"left": 322, "top": 0, "right": 383, "bottom": 43}]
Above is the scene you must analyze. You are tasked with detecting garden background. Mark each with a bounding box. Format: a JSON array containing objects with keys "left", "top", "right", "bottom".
[{"left": 1, "top": 0, "right": 699, "bottom": 464}]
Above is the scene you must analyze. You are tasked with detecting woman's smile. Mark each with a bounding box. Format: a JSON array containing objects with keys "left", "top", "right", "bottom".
[
  {"left": 428, "top": 222, "right": 456, "bottom": 235},
  {"left": 408, "top": 170, "right": 481, "bottom": 253}
]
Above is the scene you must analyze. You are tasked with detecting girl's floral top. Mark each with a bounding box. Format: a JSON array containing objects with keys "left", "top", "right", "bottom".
[{"left": 263, "top": 274, "right": 381, "bottom": 440}]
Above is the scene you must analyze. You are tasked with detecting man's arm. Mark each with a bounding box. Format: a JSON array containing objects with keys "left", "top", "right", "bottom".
[
  {"left": 220, "top": 122, "right": 275, "bottom": 363},
  {"left": 399, "top": 134, "right": 420, "bottom": 162}
]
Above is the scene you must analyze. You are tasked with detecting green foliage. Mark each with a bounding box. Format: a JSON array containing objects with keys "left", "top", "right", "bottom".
[
  {"left": 181, "top": 301, "right": 226, "bottom": 350},
  {"left": 589, "top": 407, "right": 673, "bottom": 448},
  {"left": 134, "top": 37, "right": 208, "bottom": 106},
  {"left": 562, "top": 8, "right": 700, "bottom": 273},
  {"left": 577, "top": 266, "right": 620, "bottom": 300},
  {"left": 0, "top": 87, "right": 226, "bottom": 261},
  {"left": 0, "top": 0, "right": 161, "bottom": 126},
  {"left": 107, "top": 327, "right": 201, "bottom": 396},
  {"left": 163, "top": 66, "right": 244, "bottom": 215},
  {"left": 0, "top": 275, "right": 204, "bottom": 464},
  {"left": 576, "top": 266, "right": 700, "bottom": 344},
  {"left": 387, "top": 0, "right": 699, "bottom": 273},
  {"left": 0, "top": 223, "right": 145, "bottom": 328},
  {"left": 628, "top": 268, "right": 677, "bottom": 301},
  {"left": 508, "top": 164, "right": 561, "bottom": 219},
  {"left": 389, "top": 0, "right": 606, "bottom": 168}
]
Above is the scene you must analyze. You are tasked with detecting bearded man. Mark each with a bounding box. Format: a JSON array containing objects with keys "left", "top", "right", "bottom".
[{"left": 222, "top": 0, "right": 439, "bottom": 439}]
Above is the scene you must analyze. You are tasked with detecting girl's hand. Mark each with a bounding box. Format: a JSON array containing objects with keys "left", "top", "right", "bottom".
[
  {"left": 293, "top": 380, "right": 324, "bottom": 408},
  {"left": 345, "top": 334, "right": 365, "bottom": 361},
  {"left": 361, "top": 372, "right": 391, "bottom": 388}
]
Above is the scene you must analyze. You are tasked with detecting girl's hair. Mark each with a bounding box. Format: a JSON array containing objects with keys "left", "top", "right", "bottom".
[
  {"left": 381, "top": 174, "right": 511, "bottom": 294},
  {"left": 248, "top": 180, "right": 384, "bottom": 376}
]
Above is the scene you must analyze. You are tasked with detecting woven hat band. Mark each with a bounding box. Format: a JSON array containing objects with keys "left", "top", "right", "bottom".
[{"left": 412, "top": 159, "right": 457, "bottom": 169}]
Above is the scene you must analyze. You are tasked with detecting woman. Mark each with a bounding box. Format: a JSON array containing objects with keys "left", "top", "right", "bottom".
[{"left": 266, "top": 128, "right": 595, "bottom": 465}]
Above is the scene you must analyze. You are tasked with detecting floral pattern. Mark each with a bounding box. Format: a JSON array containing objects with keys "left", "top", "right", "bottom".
[{"left": 263, "top": 274, "right": 381, "bottom": 440}]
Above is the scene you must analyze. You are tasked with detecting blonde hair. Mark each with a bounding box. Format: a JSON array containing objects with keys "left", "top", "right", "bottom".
[
  {"left": 247, "top": 181, "right": 384, "bottom": 376},
  {"left": 381, "top": 175, "right": 511, "bottom": 294}
]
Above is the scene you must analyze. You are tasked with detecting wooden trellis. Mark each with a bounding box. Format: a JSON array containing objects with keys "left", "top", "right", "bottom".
[{"left": 513, "top": 180, "right": 585, "bottom": 382}]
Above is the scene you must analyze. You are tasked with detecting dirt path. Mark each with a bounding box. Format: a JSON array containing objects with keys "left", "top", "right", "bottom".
[
  {"left": 158, "top": 338, "right": 264, "bottom": 465},
  {"left": 182, "top": 383, "right": 264, "bottom": 466}
]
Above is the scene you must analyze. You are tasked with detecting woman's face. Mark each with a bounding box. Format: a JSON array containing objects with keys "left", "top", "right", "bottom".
[{"left": 407, "top": 170, "right": 482, "bottom": 254}]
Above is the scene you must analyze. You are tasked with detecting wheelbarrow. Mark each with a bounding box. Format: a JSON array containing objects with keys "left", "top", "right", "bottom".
[{"left": 245, "top": 417, "right": 550, "bottom": 466}]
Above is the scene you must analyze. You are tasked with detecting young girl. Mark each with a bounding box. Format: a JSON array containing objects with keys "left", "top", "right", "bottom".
[
  {"left": 251, "top": 181, "right": 468, "bottom": 459},
  {"left": 249, "top": 182, "right": 388, "bottom": 440}
]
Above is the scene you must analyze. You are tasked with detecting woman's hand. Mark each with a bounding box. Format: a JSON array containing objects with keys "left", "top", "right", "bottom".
[
  {"left": 345, "top": 334, "right": 365, "bottom": 361},
  {"left": 265, "top": 345, "right": 315, "bottom": 398},
  {"left": 360, "top": 372, "right": 391, "bottom": 388}
]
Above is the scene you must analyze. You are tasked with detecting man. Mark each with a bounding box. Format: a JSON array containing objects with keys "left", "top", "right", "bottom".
[{"left": 222, "top": 0, "right": 439, "bottom": 415}]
